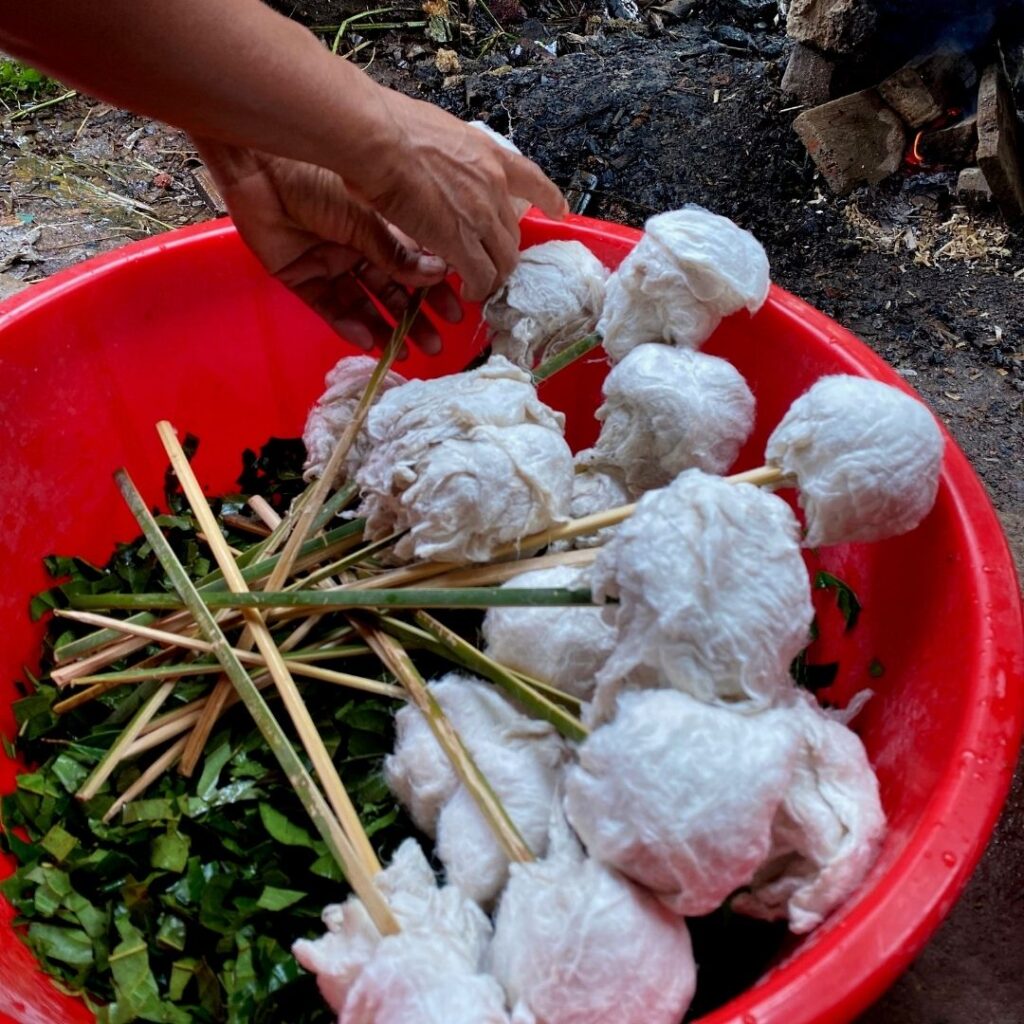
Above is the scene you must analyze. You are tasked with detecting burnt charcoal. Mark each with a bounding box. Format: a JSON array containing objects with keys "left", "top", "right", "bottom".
[
  {"left": 703, "top": 0, "right": 778, "bottom": 27},
  {"left": 918, "top": 115, "right": 978, "bottom": 166},
  {"left": 713, "top": 24, "right": 756, "bottom": 48},
  {"left": 786, "top": 0, "right": 879, "bottom": 55},
  {"left": 977, "top": 63, "right": 1024, "bottom": 219},
  {"left": 793, "top": 87, "right": 905, "bottom": 194},
  {"left": 781, "top": 42, "right": 835, "bottom": 105}
]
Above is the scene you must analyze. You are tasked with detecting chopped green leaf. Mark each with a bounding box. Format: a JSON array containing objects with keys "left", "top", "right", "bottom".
[
  {"left": 814, "top": 570, "right": 862, "bottom": 632},
  {"left": 151, "top": 828, "right": 190, "bottom": 873},
  {"left": 258, "top": 804, "right": 315, "bottom": 849},
  {"left": 40, "top": 824, "right": 78, "bottom": 862},
  {"left": 255, "top": 886, "right": 307, "bottom": 912}
]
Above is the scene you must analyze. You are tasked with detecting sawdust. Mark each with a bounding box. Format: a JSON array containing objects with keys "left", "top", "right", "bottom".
[{"left": 842, "top": 202, "right": 1015, "bottom": 267}]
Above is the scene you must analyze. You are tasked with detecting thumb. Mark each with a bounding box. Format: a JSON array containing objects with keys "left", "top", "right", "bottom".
[{"left": 346, "top": 204, "right": 449, "bottom": 287}]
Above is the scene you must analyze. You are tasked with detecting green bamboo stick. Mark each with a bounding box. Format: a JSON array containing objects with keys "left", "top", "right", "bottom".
[
  {"left": 532, "top": 331, "right": 602, "bottom": 383},
  {"left": 76, "top": 679, "right": 178, "bottom": 801},
  {"left": 312, "top": 481, "right": 359, "bottom": 533},
  {"left": 113, "top": 467, "right": 399, "bottom": 935},
  {"left": 69, "top": 585, "right": 598, "bottom": 612},
  {"left": 291, "top": 533, "right": 404, "bottom": 590},
  {"left": 374, "top": 615, "right": 582, "bottom": 716},
  {"left": 412, "top": 612, "right": 589, "bottom": 742},
  {"left": 54, "top": 520, "right": 368, "bottom": 663}
]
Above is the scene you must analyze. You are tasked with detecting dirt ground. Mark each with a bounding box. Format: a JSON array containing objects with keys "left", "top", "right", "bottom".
[{"left": 1, "top": 1, "right": 1022, "bottom": 1020}]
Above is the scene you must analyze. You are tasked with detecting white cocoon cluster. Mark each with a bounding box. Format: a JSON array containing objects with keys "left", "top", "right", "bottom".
[
  {"left": 482, "top": 565, "right": 616, "bottom": 701},
  {"left": 732, "top": 693, "right": 886, "bottom": 933},
  {"left": 355, "top": 356, "right": 573, "bottom": 563},
  {"left": 766, "top": 375, "right": 944, "bottom": 547},
  {"left": 552, "top": 466, "right": 631, "bottom": 550},
  {"left": 385, "top": 673, "right": 568, "bottom": 905},
  {"left": 484, "top": 241, "right": 608, "bottom": 370},
  {"left": 565, "top": 689, "right": 802, "bottom": 916},
  {"left": 490, "top": 816, "right": 696, "bottom": 1024},
  {"left": 598, "top": 207, "right": 770, "bottom": 362},
  {"left": 589, "top": 468, "right": 813, "bottom": 717},
  {"left": 302, "top": 356, "right": 408, "bottom": 483},
  {"left": 580, "top": 344, "right": 755, "bottom": 494},
  {"left": 293, "top": 839, "right": 509, "bottom": 1024}
]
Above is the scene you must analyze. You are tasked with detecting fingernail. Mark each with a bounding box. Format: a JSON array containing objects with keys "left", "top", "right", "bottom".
[
  {"left": 417, "top": 254, "right": 447, "bottom": 277},
  {"left": 336, "top": 318, "right": 374, "bottom": 350}
]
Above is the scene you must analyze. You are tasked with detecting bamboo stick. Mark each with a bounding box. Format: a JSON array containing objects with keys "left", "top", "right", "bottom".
[
  {"left": 69, "top": 585, "right": 599, "bottom": 612},
  {"left": 53, "top": 521, "right": 365, "bottom": 667},
  {"left": 531, "top": 330, "right": 602, "bottom": 383},
  {"left": 114, "top": 466, "right": 398, "bottom": 935},
  {"left": 183, "top": 482, "right": 286, "bottom": 775},
  {"left": 77, "top": 680, "right": 177, "bottom": 801},
  {"left": 352, "top": 619, "right": 534, "bottom": 864},
  {"left": 375, "top": 616, "right": 582, "bottom": 716},
  {"left": 421, "top": 548, "right": 597, "bottom": 589},
  {"left": 69, "top": 645, "right": 372, "bottom": 686},
  {"left": 263, "top": 290, "right": 424, "bottom": 593},
  {"left": 339, "top": 464, "right": 792, "bottom": 592},
  {"left": 56, "top": 613, "right": 401, "bottom": 699},
  {"left": 412, "top": 612, "right": 588, "bottom": 742},
  {"left": 157, "top": 422, "right": 382, "bottom": 875},
  {"left": 103, "top": 736, "right": 190, "bottom": 824}
]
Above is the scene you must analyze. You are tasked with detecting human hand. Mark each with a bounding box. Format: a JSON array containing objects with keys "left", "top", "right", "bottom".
[
  {"left": 194, "top": 138, "right": 462, "bottom": 355},
  {"left": 346, "top": 92, "right": 568, "bottom": 303}
]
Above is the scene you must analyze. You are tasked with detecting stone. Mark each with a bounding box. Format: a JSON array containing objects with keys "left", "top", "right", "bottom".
[
  {"left": 786, "top": 0, "right": 878, "bottom": 55},
  {"left": 957, "top": 166, "right": 993, "bottom": 202},
  {"left": 878, "top": 52, "right": 978, "bottom": 129},
  {"left": 976, "top": 63, "right": 1024, "bottom": 219},
  {"left": 917, "top": 115, "right": 978, "bottom": 166},
  {"left": 782, "top": 43, "right": 836, "bottom": 106},
  {"left": 878, "top": 66, "right": 942, "bottom": 128},
  {"left": 793, "top": 88, "right": 905, "bottom": 194}
]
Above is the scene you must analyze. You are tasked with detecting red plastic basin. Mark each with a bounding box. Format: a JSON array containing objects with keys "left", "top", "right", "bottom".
[{"left": 1, "top": 211, "right": 1022, "bottom": 1024}]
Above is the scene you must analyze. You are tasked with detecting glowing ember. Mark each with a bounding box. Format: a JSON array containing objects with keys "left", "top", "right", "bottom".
[{"left": 906, "top": 130, "right": 927, "bottom": 167}]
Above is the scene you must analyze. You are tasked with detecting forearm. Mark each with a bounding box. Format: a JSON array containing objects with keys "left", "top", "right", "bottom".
[{"left": 0, "top": 0, "right": 396, "bottom": 185}]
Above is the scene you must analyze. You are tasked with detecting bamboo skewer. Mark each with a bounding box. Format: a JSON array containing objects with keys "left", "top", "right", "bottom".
[
  {"left": 157, "top": 421, "right": 382, "bottom": 876},
  {"left": 114, "top": 466, "right": 398, "bottom": 935},
  {"left": 352, "top": 619, "right": 534, "bottom": 864},
  {"left": 338, "top": 464, "right": 791, "bottom": 593},
  {"left": 183, "top": 488, "right": 346, "bottom": 774},
  {"left": 183, "top": 478, "right": 291, "bottom": 773},
  {"left": 76, "top": 680, "right": 178, "bottom": 802},
  {"left": 262, "top": 290, "right": 426, "bottom": 595},
  {"left": 69, "top": 646, "right": 371, "bottom": 685},
  {"left": 420, "top": 548, "right": 597, "bottom": 589},
  {"left": 103, "top": 736, "right": 190, "bottom": 824},
  {"left": 412, "top": 613, "right": 588, "bottom": 742},
  {"left": 375, "top": 615, "right": 582, "bottom": 716},
  {"left": 531, "top": 330, "right": 602, "bottom": 383},
  {"left": 69, "top": 585, "right": 599, "bottom": 613},
  {"left": 52, "top": 522, "right": 365, "bottom": 671},
  {"left": 54, "top": 610, "right": 401, "bottom": 699}
]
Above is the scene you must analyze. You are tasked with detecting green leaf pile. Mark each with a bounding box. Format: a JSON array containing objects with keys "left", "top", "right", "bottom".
[{"left": 1, "top": 438, "right": 409, "bottom": 1023}]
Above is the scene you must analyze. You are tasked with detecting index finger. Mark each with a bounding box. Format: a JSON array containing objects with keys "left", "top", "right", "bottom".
[{"left": 501, "top": 152, "right": 568, "bottom": 221}]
